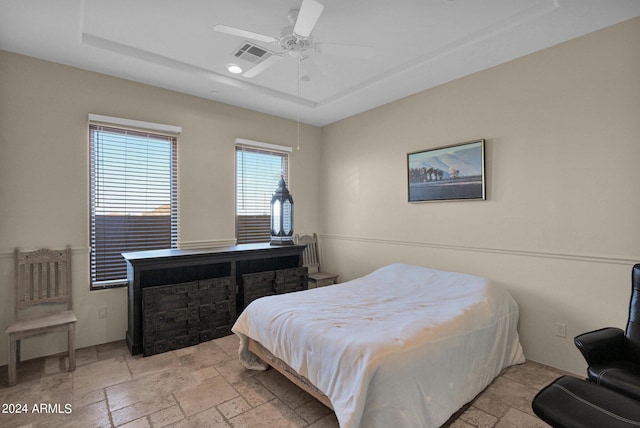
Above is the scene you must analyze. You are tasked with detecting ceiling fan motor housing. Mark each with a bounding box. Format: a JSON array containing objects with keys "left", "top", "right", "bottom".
[{"left": 280, "top": 25, "right": 311, "bottom": 55}]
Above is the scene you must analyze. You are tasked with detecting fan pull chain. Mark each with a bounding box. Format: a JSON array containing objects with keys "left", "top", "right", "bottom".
[{"left": 296, "top": 56, "right": 301, "bottom": 151}]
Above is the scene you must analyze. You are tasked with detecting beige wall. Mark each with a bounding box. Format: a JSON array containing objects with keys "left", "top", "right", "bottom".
[
  {"left": 1, "top": 17, "right": 638, "bottom": 375},
  {"left": 320, "top": 17, "right": 640, "bottom": 374},
  {"left": 0, "top": 51, "right": 323, "bottom": 365}
]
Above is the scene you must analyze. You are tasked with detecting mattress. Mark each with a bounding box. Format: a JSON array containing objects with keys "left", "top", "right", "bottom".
[{"left": 232, "top": 263, "right": 525, "bottom": 427}]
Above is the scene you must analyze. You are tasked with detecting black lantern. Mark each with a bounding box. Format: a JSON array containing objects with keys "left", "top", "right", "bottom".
[{"left": 270, "top": 176, "right": 294, "bottom": 245}]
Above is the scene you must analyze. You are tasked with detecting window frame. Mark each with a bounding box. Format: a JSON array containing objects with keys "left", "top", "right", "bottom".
[
  {"left": 235, "top": 140, "right": 291, "bottom": 245},
  {"left": 88, "top": 117, "right": 180, "bottom": 289}
]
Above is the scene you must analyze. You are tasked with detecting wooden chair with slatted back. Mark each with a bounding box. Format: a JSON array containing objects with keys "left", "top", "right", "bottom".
[
  {"left": 294, "top": 233, "right": 339, "bottom": 288},
  {"left": 5, "top": 246, "right": 77, "bottom": 386}
]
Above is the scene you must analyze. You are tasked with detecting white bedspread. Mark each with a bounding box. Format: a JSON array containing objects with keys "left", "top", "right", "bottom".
[{"left": 232, "top": 264, "right": 525, "bottom": 428}]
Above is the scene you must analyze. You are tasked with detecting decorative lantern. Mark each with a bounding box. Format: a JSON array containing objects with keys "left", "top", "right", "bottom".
[{"left": 270, "top": 176, "right": 294, "bottom": 245}]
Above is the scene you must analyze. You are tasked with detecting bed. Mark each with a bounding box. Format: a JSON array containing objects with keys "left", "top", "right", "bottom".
[{"left": 232, "top": 263, "right": 525, "bottom": 428}]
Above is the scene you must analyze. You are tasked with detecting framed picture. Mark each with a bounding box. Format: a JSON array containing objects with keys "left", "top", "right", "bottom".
[{"left": 407, "top": 139, "right": 486, "bottom": 202}]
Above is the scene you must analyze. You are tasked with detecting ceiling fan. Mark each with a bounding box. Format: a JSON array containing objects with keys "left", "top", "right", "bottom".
[{"left": 214, "top": 0, "right": 374, "bottom": 79}]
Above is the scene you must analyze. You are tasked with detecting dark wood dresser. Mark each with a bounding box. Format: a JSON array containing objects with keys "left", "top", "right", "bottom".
[{"left": 123, "top": 243, "right": 307, "bottom": 356}]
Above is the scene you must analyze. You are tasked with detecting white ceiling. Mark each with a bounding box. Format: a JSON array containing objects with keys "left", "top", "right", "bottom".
[{"left": 1, "top": 0, "right": 639, "bottom": 126}]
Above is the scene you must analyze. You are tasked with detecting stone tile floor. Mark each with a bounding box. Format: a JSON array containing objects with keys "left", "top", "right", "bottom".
[{"left": 0, "top": 335, "right": 571, "bottom": 427}]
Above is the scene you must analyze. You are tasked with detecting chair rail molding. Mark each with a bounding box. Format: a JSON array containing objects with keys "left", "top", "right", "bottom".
[{"left": 319, "top": 234, "right": 638, "bottom": 266}]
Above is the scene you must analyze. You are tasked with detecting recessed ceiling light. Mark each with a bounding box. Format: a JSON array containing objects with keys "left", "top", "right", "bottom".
[{"left": 226, "top": 63, "right": 243, "bottom": 74}]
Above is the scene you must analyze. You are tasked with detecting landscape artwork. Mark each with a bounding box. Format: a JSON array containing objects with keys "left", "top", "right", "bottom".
[{"left": 407, "top": 139, "right": 485, "bottom": 202}]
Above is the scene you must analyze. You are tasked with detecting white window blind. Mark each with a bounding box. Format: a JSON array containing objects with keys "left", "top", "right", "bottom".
[
  {"left": 236, "top": 144, "right": 289, "bottom": 244},
  {"left": 89, "top": 124, "right": 178, "bottom": 288}
]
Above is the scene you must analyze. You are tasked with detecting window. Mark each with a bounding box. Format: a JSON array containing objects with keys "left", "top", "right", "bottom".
[
  {"left": 236, "top": 143, "right": 289, "bottom": 244},
  {"left": 89, "top": 123, "right": 178, "bottom": 288}
]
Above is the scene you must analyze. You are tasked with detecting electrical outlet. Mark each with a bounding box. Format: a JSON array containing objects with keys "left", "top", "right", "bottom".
[
  {"left": 98, "top": 307, "right": 108, "bottom": 319},
  {"left": 555, "top": 322, "right": 566, "bottom": 338}
]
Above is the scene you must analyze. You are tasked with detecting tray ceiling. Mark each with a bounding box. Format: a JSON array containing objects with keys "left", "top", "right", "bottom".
[{"left": 1, "top": 0, "right": 639, "bottom": 126}]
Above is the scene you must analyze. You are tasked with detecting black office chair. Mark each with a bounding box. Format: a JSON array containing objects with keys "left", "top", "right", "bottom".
[
  {"left": 531, "top": 264, "right": 640, "bottom": 427},
  {"left": 574, "top": 263, "right": 640, "bottom": 400},
  {"left": 532, "top": 375, "right": 640, "bottom": 428}
]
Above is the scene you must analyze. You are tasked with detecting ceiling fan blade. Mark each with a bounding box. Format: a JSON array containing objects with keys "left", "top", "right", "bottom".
[
  {"left": 314, "top": 42, "right": 374, "bottom": 59},
  {"left": 243, "top": 54, "right": 283, "bottom": 78},
  {"left": 214, "top": 25, "right": 278, "bottom": 44},
  {"left": 293, "top": 0, "right": 324, "bottom": 38}
]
